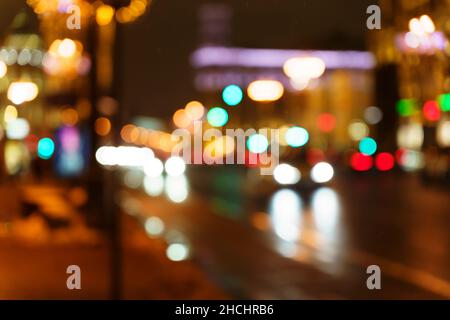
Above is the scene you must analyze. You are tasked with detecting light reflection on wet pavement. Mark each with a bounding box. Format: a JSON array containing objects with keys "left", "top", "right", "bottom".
[{"left": 123, "top": 168, "right": 450, "bottom": 299}]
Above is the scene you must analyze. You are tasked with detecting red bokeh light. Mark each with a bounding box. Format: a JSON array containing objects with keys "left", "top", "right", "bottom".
[
  {"left": 307, "top": 148, "right": 325, "bottom": 165},
  {"left": 317, "top": 113, "right": 336, "bottom": 133},
  {"left": 25, "top": 134, "right": 39, "bottom": 153},
  {"left": 395, "top": 148, "right": 406, "bottom": 165},
  {"left": 350, "top": 152, "right": 373, "bottom": 171},
  {"left": 423, "top": 101, "right": 441, "bottom": 122},
  {"left": 375, "top": 152, "right": 395, "bottom": 171}
]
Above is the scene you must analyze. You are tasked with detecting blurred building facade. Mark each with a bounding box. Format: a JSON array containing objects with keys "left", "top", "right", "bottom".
[
  {"left": 191, "top": 3, "right": 378, "bottom": 164},
  {"left": 370, "top": 0, "right": 450, "bottom": 180}
]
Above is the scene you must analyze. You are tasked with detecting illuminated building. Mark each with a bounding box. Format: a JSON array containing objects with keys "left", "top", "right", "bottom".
[
  {"left": 0, "top": 9, "right": 44, "bottom": 176},
  {"left": 191, "top": 3, "right": 377, "bottom": 157},
  {"left": 371, "top": 0, "right": 450, "bottom": 178}
]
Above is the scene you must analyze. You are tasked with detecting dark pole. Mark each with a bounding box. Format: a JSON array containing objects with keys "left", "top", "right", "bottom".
[
  {"left": 108, "top": 5, "right": 126, "bottom": 300},
  {"left": 88, "top": 17, "right": 122, "bottom": 299}
]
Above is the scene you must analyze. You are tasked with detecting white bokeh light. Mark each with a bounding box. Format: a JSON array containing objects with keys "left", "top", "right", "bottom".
[
  {"left": 165, "top": 156, "right": 186, "bottom": 176},
  {"left": 311, "top": 162, "right": 334, "bottom": 184},
  {"left": 166, "top": 243, "right": 190, "bottom": 261},
  {"left": 273, "top": 164, "right": 301, "bottom": 185}
]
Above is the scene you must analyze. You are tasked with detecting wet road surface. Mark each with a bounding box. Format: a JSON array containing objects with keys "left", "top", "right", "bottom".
[{"left": 124, "top": 172, "right": 450, "bottom": 299}]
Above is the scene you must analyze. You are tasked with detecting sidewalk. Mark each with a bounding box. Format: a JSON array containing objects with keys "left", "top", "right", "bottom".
[{"left": 0, "top": 181, "right": 227, "bottom": 299}]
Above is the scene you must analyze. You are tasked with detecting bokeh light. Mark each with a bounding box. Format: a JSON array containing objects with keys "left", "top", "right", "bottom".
[
  {"left": 6, "top": 118, "right": 30, "bottom": 140},
  {"left": 273, "top": 164, "right": 301, "bottom": 185},
  {"left": 269, "top": 189, "right": 302, "bottom": 242},
  {"left": 312, "top": 188, "right": 340, "bottom": 235},
  {"left": 144, "top": 158, "right": 164, "bottom": 177},
  {"left": 285, "top": 126, "right": 309, "bottom": 148},
  {"left": 95, "top": 117, "right": 111, "bottom": 136},
  {"left": 185, "top": 101, "right": 205, "bottom": 121},
  {"left": 419, "top": 14, "right": 435, "bottom": 33},
  {"left": 4, "top": 105, "right": 18, "bottom": 123},
  {"left": 61, "top": 108, "right": 79, "bottom": 127},
  {"left": 364, "top": 106, "right": 383, "bottom": 125},
  {"left": 375, "top": 152, "right": 395, "bottom": 171},
  {"left": 145, "top": 217, "right": 165, "bottom": 237},
  {"left": 359, "top": 137, "right": 377, "bottom": 156},
  {"left": 247, "top": 80, "right": 284, "bottom": 102},
  {"left": 397, "top": 123, "right": 424, "bottom": 150},
  {"left": 173, "top": 109, "right": 191, "bottom": 128},
  {"left": 247, "top": 134, "right": 269, "bottom": 154},
  {"left": 143, "top": 175, "right": 164, "bottom": 197},
  {"left": 283, "top": 57, "right": 326, "bottom": 80},
  {"left": 311, "top": 162, "right": 334, "bottom": 183},
  {"left": 58, "top": 38, "right": 77, "bottom": 58},
  {"left": 165, "top": 175, "right": 189, "bottom": 203},
  {"left": 398, "top": 150, "right": 425, "bottom": 172},
  {"left": 165, "top": 156, "right": 186, "bottom": 176},
  {"left": 317, "top": 113, "right": 336, "bottom": 132},
  {"left": 348, "top": 120, "right": 369, "bottom": 141},
  {"left": 96, "top": 4, "right": 115, "bottom": 26},
  {"left": 437, "top": 120, "right": 450, "bottom": 147},
  {"left": 423, "top": 101, "right": 441, "bottom": 121},
  {"left": 124, "top": 170, "right": 143, "bottom": 189},
  {"left": 0, "top": 61, "right": 7, "bottom": 78},
  {"left": 166, "top": 243, "right": 190, "bottom": 261},
  {"left": 5, "top": 141, "right": 29, "bottom": 175},
  {"left": 350, "top": 152, "right": 373, "bottom": 171},
  {"left": 438, "top": 93, "right": 450, "bottom": 112},
  {"left": 207, "top": 107, "right": 228, "bottom": 127},
  {"left": 222, "top": 84, "right": 243, "bottom": 106},
  {"left": 7, "top": 81, "right": 39, "bottom": 105},
  {"left": 397, "top": 99, "right": 418, "bottom": 117},
  {"left": 96, "top": 146, "right": 154, "bottom": 167},
  {"left": 37, "top": 137, "right": 55, "bottom": 160}
]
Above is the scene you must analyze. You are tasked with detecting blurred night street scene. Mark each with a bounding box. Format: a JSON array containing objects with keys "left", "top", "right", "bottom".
[{"left": 0, "top": 0, "right": 449, "bottom": 300}]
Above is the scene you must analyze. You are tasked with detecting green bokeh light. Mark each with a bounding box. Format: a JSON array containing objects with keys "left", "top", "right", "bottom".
[
  {"left": 222, "top": 84, "right": 243, "bottom": 106},
  {"left": 438, "top": 93, "right": 450, "bottom": 112},
  {"left": 396, "top": 99, "right": 418, "bottom": 117},
  {"left": 207, "top": 107, "right": 229, "bottom": 127},
  {"left": 359, "top": 137, "right": 377, "bottom": 156},
  {"left": 285, "top": 126, "right": 309, "bottom": 148},
  {"left": 247, "top": 134, "right": 269, "bottom": 154},
  {"left": 37, "top": 137, "right": 55, "bottom": 160}
]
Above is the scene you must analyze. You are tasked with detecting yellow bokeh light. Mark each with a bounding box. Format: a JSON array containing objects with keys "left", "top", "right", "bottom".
[
  {"left": 130, "top": 0, "right": 147, "bottom": 16},
  {"left": 95, "top": 117, "right": 112, "bottom": 136},
  {"left": 173, "top": 109, "right": 191, "bottom": 128},
  {"left": 419, "top": 15, "right": 435, "bottom": 34},
  {"left": 116, "top": 7, "right": 134, "bottom": 24},
  {"left": 0, "top": 61, "right": 7, "bottom": 78},
  {"left": 49, "top": 39, "right": 61, "bottom": 55},
  {"left": 96, "top": 4, "right": 115, "bottom": 26},
  {"left": 61, "top": 108, "right": 79, "bottom": 126},
  {"left": 247, "top": 80, "right": 284, "bottom": 102},
  {"left": 185, "top": 101, "right": 205, "bottom": 121},
  {"left": 7, "top": 82, "right": 39, "bottom": 105},
  {"left": 4, "top": 105, "right": 18, "bottom": 123},
  {"left": 58, "top": 39, "right": 77, "bottom": 58},
  {"left": 283, "top": 57, "right": 326, "bottom": 80}
]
